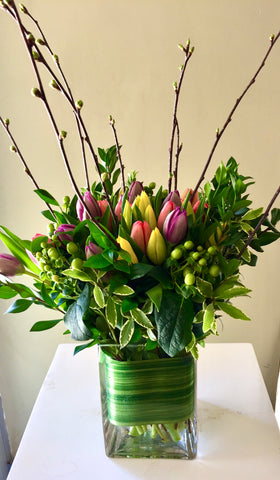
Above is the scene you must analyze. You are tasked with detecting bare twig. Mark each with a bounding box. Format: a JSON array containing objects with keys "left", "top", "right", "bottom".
[
  {"left": 0, "top": 116, "right": 59, "bottom": 221},
  {"left": 168, "top": 41, "right": 194, "bottom": 193},
  {"left": 109, "top": 116, "right": 126, "bottom": 193},
  {"left": 190, "top": 32, "right": 280, "bottom": 202},
  {"left": 10, "top": 3, "right": 118, "bottom": 245},
  {"left": 173, "top": 120, "right": 183, "bottom": 190},
  {"left": 238, "top": 185, "right": 280, "bottom": 258}
]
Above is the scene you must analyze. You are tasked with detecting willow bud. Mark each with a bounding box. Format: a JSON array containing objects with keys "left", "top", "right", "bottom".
[
  {"left": 31, "top": 87, "right": 42, "bottom": 98},
  {"left": 75, "top": 100, "right": 83, "bottom": 110}
]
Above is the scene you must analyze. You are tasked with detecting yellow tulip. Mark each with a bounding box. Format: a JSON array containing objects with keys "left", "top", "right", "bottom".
[
  {"left": 144, "top": 204, "right": 157, "bottom": 230},
  {"left": 123, "top": 200, "right": 132, "bottom": 229},
  {"left": 147, "top": 227, "right": 167, "bottom": 265},
  {"left": 117, "top": 236, "right": 138, "bottom": 264}
]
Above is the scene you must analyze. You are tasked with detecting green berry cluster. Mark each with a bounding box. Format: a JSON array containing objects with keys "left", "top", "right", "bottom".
[{"left": 170, "top": 240, "right": 221, "bottom": 287}]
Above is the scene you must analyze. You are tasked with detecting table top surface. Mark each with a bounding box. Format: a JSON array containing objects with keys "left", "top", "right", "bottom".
[{"left": 7, "top": 343, "right": 280, "bottom": 480}]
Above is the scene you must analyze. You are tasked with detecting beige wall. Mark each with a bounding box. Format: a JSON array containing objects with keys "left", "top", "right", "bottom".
[{"left": 0, "top": 0, "right": 279, "bottom": 455}]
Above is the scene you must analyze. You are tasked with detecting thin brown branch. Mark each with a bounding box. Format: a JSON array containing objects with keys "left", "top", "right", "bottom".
[
  {"left": 10, "top": 4, "right": 118, "bottom": 245},
  {"left": 109, "top": 116, "right": 126, "bottom": 193},
  {"left": 0, "top": 116, "right": 59, "bottom": 221},
  {"left": 190, "top": 31, "right": 280, "bottom": 202},
  {"left": 168, "top": 41, "right": 193, "bottom": 193},
  {"left": 173, "top": 120, "right": 183, "bottom": 190},
  {"left": 238, "top": 185, "right": 280, "bottom": 258}
]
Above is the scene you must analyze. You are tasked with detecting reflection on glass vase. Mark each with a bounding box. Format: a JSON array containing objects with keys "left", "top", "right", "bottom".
[{"left": 99, "top": 349, "right": 197, "bottom": 459}]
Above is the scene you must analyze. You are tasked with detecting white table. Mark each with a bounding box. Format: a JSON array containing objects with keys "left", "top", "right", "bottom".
[{"left": 7, "top": 343, "right": 280, "bottom": 479}]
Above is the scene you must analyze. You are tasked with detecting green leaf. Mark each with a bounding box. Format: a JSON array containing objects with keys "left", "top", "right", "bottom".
[
  {"left": 155, "top": 290, "right": 194, "bottom": 357},
  {"left": 30, "top": 319, "right": 62, "bottom": 331},
  {"left": 196, "top": 277, "right": 213, "bottom": 298},
  {"left": 217, "top": 302, "right": 251, "bottom": 321},
  {"left": 34, "top": 189, "right": 59, "bottom": 206},
  {"left": 271, "top": 208, "right": 280, "bottom": 226},
  {"left": 202, "top": 303, "right": 215, "bottom": 333},
  {"left": 105, "top": 297, "right": 117, "bottom": 328},
  {"left": 62, "top": 268, "right": 93, "bottom": 282},
  {"left": 214, "top": 286, "right": 251, "bottom": 300},
  {"left": 120, "top": 318, "right": 134, "bottom": 348},
  {"left": 113, "top": 285, "right": 134, "bottom": 296},
  {"left": 74, "top": 340, "right": 99, "bottom": 355},
  {"left": 130, "top": 263, "right": 153, "bottom": 280},
  {"left": 83, "top": 254, "right": 111, "bottom": 269},
  {"left": 64, "top": 284, "right": 92, "bottom": 341},
  {"left": 0, "top": 230, "right": 40, "bottom": 274},
  {"left": 242, "top": 207, "right": 263, "bottom": 221},
  {"left": 121, "top": 297, "right": 138, "bottom": 313},
  {"left": 6, "top": 298, "right": 33, "bottom": 313},
  {"left": 146, "top": 284, "right": 162, "bottom": 312},
  {"left": 0, "top": 285, "right": 18, "bottom": 299},
  {"left": 130, "top": 308, "right": 153, "bottom": 329},
  {"left": 93, "top": 285, "right": 105, "bottom": 308}
]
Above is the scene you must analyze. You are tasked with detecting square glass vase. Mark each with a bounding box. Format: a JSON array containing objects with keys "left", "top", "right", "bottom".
[{"left": 99, "top": 349, "right": 197, "bottom": 459}]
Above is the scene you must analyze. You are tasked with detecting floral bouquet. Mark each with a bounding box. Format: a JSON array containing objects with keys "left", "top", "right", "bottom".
[{"left": 0, "top": 1, "right": 279, "bottom": 458}]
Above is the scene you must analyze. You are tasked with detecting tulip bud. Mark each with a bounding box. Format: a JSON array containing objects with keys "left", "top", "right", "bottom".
[
  {"left": 123, "top": 200, "right": 132, "bottom": 229},
  {"left": 130, "top": 221, "right": 151, "bottom": 253},
  {"left": 55, "top": 224, "right": 76, "bottom": 242},
  {"left": 157, "top": 200, "right": 176, "bottom": 230},
  {"left": 128, "top": 181, "right": 143, "bottom": 203},
  {"left": 114, "top": 195, "right": 123, "bottom": 222},
  {"left": 144, "top": 204, "right": 157, "bottom": 230},
  {"left": 76, "top": 191, "right": 101, "bottom": 221},
  {"left": 0, "top": 254, "right": 25, "bottom": 276},
  {"left": 181, "top": 188, "right": 199, "bottom": 206},
  {"left": 85, "top": 241, "right": 102, "bottom": 259},
  {"left": 117, "top": 237, "right": 138, "bottom": 264},
  {"left": 163, "top": 207, "right": 188, "bottom": 244},
  {"left": 146, "top": 228, "right": 167, "bottom": 265},
  {"left": 98, "top": 199, "right": 112, "bottom": 230},
  {"left": 162, "top": 190, "right": 181, "bottom": 208}
]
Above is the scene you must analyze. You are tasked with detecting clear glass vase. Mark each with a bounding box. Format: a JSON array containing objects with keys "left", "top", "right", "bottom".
[{"left": 99, "top": 349, "right": 197, "bottom": 459}]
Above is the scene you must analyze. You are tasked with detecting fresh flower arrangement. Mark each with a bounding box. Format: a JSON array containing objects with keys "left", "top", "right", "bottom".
[{"left": 0, "top": 1, "right": 280, "bottom": 366}]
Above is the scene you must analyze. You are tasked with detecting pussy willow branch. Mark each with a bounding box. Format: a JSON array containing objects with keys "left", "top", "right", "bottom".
[
  {"left": 0, "top": 116, "right": 59, "bottom": 221},
  {"left": 190, "top": 31, "right": 280, "bottom": 202},
  {"left": 238, "top": 185, "right": 280, "bottom": 258},
  {"left": 173, "top": 120, "right": 183, "bottom": 190},
  {"left": 168, "top": 41, "right": 193, "bottom": 193},
  {"left": 6, "top": 2, "right": 118, "bottom": 226},
  {"left": 22, "top": 5, "right": 90, "bottom": 191},
  {"left": 109, "top": 116, "right": 126, "bottom": 193},
  {"left": 10, "top": 3, "right": 118, "bottom": 245}
]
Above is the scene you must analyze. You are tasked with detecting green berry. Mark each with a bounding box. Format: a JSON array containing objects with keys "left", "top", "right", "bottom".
[
  {"left": 209, "top": 265, "right": 220, "bottom": 277},
  {"left": 71, "top": 258, "right": 84, "bottom": 270},
  {"left": 198, "top": 258, "right": 207, "bottom": 267},
  {"left": 67, "top": 242, "right": 79, "bottom": 255},
  {"left": 184, "top": 240, "right": 194, "bottom": 250},
  {"left": 52, "top": 275, "right": 60, "bottom": 283},
  {"left": 197, "top": 245, "right": 204, "bottom": 252},
  {"left": 183, "top": 266, "right": 192, "bottom": 277},
  {"left": 184, "top": 273, "right": 196, "bottom": 286},
  {"left": 191, "top": 251, "right": 200, "bottom": 261},
  {"left": 171, "top": 247, "right": 183, "bottom": 260},
  {"left": 208, "top": 246, "right": 217, "bottom": 256}
]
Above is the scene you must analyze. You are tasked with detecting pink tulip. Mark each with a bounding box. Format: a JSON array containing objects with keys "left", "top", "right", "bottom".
[
  {"left": 85, "top": 241, "right": 103, "bottom": 259},
  {"left": 98, "top": 199, "right": 112, "bottom": 230},
  {"left": 163, "top": 207, "right": 188, "bottom": 244},
  {"left": 128, "top": 181, "right": 143, "bottom": 203},
  {"left": 157, "top": 200, "right": 176, "bottom": 230},
  {"left": 115, "top": 195, "right": 123, "bottom": 222},
  {"left": 76, "top": 191, "right": 101, "bottom": 221},
  {"left": 130, "top": 221, "right": 152, "bottom": 253},
  {"left": 193, "top": 200, "right": 209, "bottom": 214},
  {"left": 55, "top": 224, "right": 76, "bottom": 242},
  {"left": 181, "top": 188, "right": 199, "bottom": 206},
  {"left": 0, "top": 253, "right": 25, "bottom": 276},
  {"left": 162, "top": 190, "right": 181, "bottom": 208}
]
